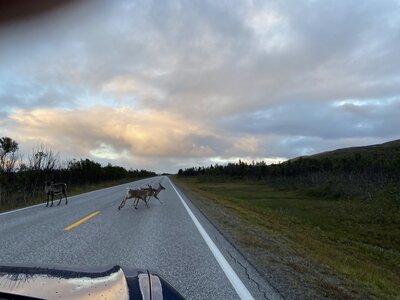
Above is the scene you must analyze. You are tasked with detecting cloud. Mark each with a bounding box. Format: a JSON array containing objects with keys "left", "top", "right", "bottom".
[
  {"left": 5, "top": 106, "right": 227, "bottom": 160},
  {"left": 2, "top": 0, "right": 399, "bottom": 116},
  {"left": 102, "top": 77, "right": 138, "bottom": 94},
  {"left": 0, "top": 0, "right": 400, "bottom": 171},
  {"left": 223, "top": 98, "right": 400, "bottom": 139},
  {"left": 3, "top": 105, "right": 292, "bottom": 171}
]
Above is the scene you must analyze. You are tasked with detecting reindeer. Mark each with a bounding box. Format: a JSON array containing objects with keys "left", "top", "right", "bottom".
[
  {"left": 44, "top": 181, "right": 68, "bottom": 207},
  {"left": 118, "top": 188, "right": 151, "bottom": 210},
  {"left": 142, "top": 183, "right": 166, "bottom": 204}
]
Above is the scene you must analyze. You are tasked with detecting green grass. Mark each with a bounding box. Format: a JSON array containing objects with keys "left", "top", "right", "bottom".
[
  {"left": 0, "top": 178, "right": 137, "bottom": 213},
  {"left": 174, "top": 176, "right": 400, "bottom": 300}
]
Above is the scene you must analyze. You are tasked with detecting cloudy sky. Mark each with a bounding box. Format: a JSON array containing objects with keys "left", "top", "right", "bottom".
[{"left": 1, "top": 0, "right": 399, "bottom": 172}]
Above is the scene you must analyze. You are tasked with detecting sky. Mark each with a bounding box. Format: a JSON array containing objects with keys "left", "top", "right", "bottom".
[{"left": 0, "top": 0, "right": 400, "bottom": 173}]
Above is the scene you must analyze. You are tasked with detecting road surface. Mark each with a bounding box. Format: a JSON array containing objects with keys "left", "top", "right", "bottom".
[{"left": 0, "top": 176, "right": 281, "bottom": 300}]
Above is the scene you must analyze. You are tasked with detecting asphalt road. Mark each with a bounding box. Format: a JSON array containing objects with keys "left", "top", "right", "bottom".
[{"left": 0, "top": 176, "right": 281, "bottom": 300}]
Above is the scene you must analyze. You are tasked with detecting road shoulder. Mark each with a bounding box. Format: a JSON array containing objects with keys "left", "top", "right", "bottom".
[
  {"left": 170, "top": 177, "right": 285, "bottom": 300},
  {"left": 171, "top": 177, "right": 356, "bottom": 300}
]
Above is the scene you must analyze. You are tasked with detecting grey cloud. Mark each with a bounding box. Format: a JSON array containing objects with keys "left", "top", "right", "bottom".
[
  {"left": 0, "top": 89, "right": 76, "bottom": 111},
  {"left": 185, "top": 134, "right": 230, "bottom": 154},
  {"left": 1, "top": 0, "right": 400, "bottom": 171},
  {"left": 263, "top": 136, "right": 393, "bottom": 159},
  {"left": 223, "top": 99, "right": 400, "bottom": 140},
  {"left": 2, "top": 0, "right": 399, "bottom": 114}
]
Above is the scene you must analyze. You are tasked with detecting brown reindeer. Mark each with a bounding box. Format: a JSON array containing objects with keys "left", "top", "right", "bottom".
[
  {"left": 118, "top": 188, "right": 151, "bottom": 210},
  {"left": 44, "top": 181, "right": 68, "bottom": 207},
  {"left": 142, "top": 183, "right": 166, "bottom": 204}
]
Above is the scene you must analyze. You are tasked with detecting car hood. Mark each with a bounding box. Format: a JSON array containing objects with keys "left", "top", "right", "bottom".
[{"left": 0, "top": 264, "right": 184, "bottom": 300}]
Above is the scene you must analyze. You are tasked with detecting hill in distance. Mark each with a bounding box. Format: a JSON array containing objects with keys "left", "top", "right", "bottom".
[{"left": 290, "top": 139, "right": 400, "bottom": 162}]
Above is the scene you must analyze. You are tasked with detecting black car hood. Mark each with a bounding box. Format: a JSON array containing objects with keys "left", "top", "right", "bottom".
[{"left": 0, "top": 264, "right": 184, "bottom": 300}]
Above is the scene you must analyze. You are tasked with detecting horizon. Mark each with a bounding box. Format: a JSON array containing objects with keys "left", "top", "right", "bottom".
[{"left": 1, "top": 0, "right": 400, "bottom": 173}]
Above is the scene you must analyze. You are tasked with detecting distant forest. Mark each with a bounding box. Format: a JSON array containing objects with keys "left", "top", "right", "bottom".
[
  {"left": 178, "top": 140, "right": 400, "bottom": 200},
  {"left": 0, "top": 136, "right": 156, "bottom": 208}
]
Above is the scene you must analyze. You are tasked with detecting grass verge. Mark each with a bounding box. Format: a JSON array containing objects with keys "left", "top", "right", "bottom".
[{"left": 173, "top": 176, "right": 400, "bottom": 300}]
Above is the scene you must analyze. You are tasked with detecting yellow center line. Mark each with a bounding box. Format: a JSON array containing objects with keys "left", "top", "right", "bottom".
[{"left": 64, "top": 211, "right": 100, "bottom": 231}]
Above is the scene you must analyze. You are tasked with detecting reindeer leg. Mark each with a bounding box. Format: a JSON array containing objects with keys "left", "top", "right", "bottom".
[
  {"left": 134, "top": 198, "right": 139, "bottom": 209},
  {"left": 154, "top": 195, "right": 163, "bottom": 204},
  {"left": 50, "top": 193, "right": 54, "bottom": 207},
  {"left": 45, "top": 194, "right": 49, "bottom": 207},
  {"left": 122, "top": 198, "right": 127, "bottom": 209},
  {"left": 118, "top": 197, "right": 126, "bottom": 210},
  {"left": 64, "top": 192, "right": 68, "bottom": 205},
  {"left": 57, "top": 194, "right": 62, "bottom": 206},
  {"left": 144, "top": 196, "right": 149, "bottom": 208}
]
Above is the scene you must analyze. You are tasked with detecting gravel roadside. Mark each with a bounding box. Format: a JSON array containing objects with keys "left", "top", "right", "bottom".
[{"left": 172, "top": 177, "right": 358, "bottom": 300}]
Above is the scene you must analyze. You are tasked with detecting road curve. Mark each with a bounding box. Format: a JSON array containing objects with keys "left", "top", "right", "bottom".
[{"left": 0, "top": 176, "right": 280, "bottom": 300}]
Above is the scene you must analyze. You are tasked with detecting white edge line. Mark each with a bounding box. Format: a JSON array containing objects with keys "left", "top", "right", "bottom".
[
  {"left": 0, "top": 176, "right": 161, "bottom": 217},
  {"left": 167, "top": 177, "right": 255, "bottom": 300},
  {"left": 0, "top": 202, "right": 45, "bottom": 216}
]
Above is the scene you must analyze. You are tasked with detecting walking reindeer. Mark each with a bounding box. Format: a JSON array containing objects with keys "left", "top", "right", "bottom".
[
  {"left": 44, "top": 181, "right": 68, "bottom": 207},
  {"left": 118, "top": 182, "right": 166, "bottom": 210},
  {"left": 142, "top": 183, "right": 166, "bottom": 204},
  {"left": 118, "top": 188, "right": 151, "bottom": 210}
]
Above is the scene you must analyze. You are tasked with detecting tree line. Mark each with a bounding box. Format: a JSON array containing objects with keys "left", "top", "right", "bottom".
[
  {"left": 179, "top": 155, "right": 400, "bottom": 179},
  {"left": 178, "top": 150, "right": 400, "bottom": 200},
  {"left": 0, "top": 136, "right": 156, "bottom": 209}
]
